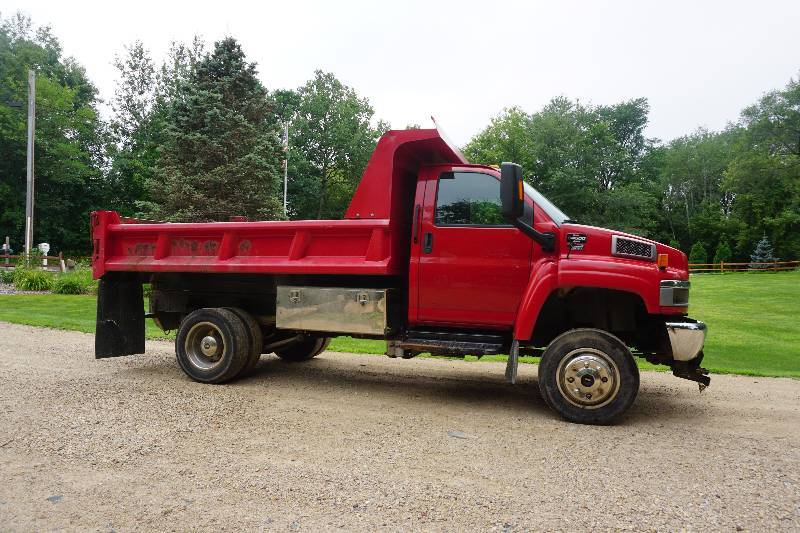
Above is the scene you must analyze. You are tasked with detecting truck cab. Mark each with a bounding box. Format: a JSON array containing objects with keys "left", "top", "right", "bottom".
[{"left": 92, "top": 127, "right": 708, "bottom": 424}]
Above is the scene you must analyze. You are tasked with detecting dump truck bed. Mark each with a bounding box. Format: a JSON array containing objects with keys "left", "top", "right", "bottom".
[
  {"left": 91, "top": 211, "right": 398, "bottom": 279},
  {"left": 91, "top": 127, "right": 468, "bottom": 280}
]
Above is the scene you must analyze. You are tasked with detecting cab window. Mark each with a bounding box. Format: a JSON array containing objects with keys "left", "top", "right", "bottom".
[{"left": 435, "top": 172, "right": 506, "bottom": 226}]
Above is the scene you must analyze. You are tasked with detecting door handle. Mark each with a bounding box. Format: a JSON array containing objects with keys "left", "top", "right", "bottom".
[
  {"left": 412, "top": 204, "right": 421, "bottom": 244},
  {"left": 423, "top": 232, "right": 433, "bottom": 254}
]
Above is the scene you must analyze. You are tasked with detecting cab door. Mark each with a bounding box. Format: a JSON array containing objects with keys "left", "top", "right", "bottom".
[{"left": 412, "top": 169, "right": 533, "bottom": 328}]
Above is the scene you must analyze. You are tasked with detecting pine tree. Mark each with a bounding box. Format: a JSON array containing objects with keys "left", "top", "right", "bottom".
[
  {"left": 688, "top": 242, "right": 707, "bottom": 265},
  {"left": 146, "top": 38, "right": 284, "bottom": 221},
  {"left": 749, "top": 234, "right": 779, "bottom": 269}
]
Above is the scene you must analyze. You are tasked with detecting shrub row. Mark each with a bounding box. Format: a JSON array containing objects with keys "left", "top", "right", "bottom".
[{"left": 3, "top": 268, "right": 98, "bottom": 294}]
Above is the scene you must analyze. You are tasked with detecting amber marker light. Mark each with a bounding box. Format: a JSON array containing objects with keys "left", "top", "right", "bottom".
[{"left": 657, "top": 253, "right": 669, "bottom": 269}]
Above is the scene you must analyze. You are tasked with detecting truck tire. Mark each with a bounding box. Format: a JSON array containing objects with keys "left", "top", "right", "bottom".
[
  {"left": 275, "top": 337, "right": 330, "bottom": 362},
  {"left": 537, "top": 328, "right": 639, "bottom": 425},
  {"left": 175, "top": 308, "right": 250, "bottom": 383},
  {"left": 224, "top": 307, "right": 263, "bottom": 378}
]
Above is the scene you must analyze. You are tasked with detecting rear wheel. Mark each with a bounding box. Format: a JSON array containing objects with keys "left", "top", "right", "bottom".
[
  {"left": 224, "top": 307, "right": 263, "bottom": 378},
  {"left": 275, "top": 336, "right": 330, "bottom": 362},
  {"left": 175, "top": 308, "right": 249, "bottom": 383},
  {"left": 537, "top": 329, "right": 639, "bottom": 425}
]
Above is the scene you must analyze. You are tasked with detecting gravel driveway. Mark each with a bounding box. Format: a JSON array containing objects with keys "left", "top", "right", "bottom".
[{"left": 0, "top": 322, "right": 798, "bottom": 531}]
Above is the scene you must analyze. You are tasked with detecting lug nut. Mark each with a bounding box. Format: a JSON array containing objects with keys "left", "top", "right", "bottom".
[
  {"left": 585, "top": 393, "right": 592, "bottom": 399},
  {"left": 567, "top": 377, "right": 574, "bottom": 383},
  {"left": 601, "top": 377, "right": 608, "bottom": 383}
]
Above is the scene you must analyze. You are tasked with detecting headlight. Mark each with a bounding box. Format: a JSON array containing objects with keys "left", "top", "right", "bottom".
[{"left": 660, "top": 280, "right": 689, "bottom": 306}]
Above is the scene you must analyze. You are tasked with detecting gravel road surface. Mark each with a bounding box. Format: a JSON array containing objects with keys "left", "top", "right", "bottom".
[{"left": 0, "top": 322, "right": 798, "bottom": 531}]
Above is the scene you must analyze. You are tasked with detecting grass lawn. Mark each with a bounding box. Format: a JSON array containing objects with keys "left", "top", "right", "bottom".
[{"left": 0, "top": 270, "right": 798, "bottom": 378}]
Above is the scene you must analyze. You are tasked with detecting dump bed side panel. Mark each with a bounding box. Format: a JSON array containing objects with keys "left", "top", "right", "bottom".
[{"left": 91, "top": 212, "right": 399, "bottom": 279}]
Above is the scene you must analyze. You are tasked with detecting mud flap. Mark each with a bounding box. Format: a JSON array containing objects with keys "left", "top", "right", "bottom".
[
  {"left": 505, "top": 340, "right": 520, "bottom": 384},
  {"left": 95, "top": 275, "right": 145, "bottom": 358}
]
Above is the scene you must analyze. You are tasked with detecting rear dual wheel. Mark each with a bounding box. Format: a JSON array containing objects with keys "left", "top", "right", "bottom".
[
  {"left": 275, "top": 337, "right": 330, "bottom": 362},
  {"left": 176, "top": 307, "right": 263, "bottom": 383},
  {"left": 176, "top": 308, "right": 251, "bottom": 383},
  {"left": 538, "top": 329, "right": 639, "bottom": 425}
]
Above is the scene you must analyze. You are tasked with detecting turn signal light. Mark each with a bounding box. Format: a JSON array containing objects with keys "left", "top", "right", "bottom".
[
  {"left": 657, "top": 253, "right": 669, "bottom": 269},
  {"left": 517, "top": 180, "right": 524, "bottom": 201}
]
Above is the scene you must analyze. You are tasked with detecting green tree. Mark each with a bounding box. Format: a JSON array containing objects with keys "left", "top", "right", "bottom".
[
  {"left": 464, "top": 97, "right": 657, "bottom": 236},
  {"left": 726, "top": 75, "right": 800, "bottom": 260},
  {"left": 657, "top": 128, "right": 738, "bottom": 256},
  {"left": 688, "top": 242, "right": 708, "bottom": 265},
  {"left": 287, "top": 70, "right": 388, "bottom": 219},
  {"left": 713, "top": 241, "right": 732, "bottom": 264},
  {"left": 0, "top": 13, "right": 106, "bottom": 254},
  {"left": 144, "top": 38, "right": 284, "bottom": 221},
  {"left": 106, "top": 41, "right": 157, "bottom": 215}
]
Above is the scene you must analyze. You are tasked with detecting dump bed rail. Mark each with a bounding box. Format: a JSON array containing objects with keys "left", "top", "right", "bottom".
[{"left": 91, "top": 211, "right": 398, "bottom": 279}]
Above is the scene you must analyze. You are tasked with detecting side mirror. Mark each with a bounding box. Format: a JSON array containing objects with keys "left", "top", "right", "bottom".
[
  {"left": 500, "top": 162, "right": 524, "bottom": 220},
  {"left": 499, "top": 162, "right": 556, "bottom": 252}
]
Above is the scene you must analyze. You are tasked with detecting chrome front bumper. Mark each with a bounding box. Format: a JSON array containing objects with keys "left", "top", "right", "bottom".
[{"left": 665, "top": 320, "right": 707, "bottom": 361}]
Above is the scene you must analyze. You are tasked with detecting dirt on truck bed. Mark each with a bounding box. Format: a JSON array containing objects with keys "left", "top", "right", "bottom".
[{"left": 0, "top": 322, "right": 798, "bottom": 531}]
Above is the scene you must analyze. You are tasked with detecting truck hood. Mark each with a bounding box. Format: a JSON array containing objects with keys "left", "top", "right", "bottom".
[{"left": 561, "top": 223, "right": 689, "bottom": 278}]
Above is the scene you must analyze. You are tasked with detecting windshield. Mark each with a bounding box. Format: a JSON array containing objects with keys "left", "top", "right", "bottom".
[{"left": 523, "top": 182, "right": 570, "bottom": 225}]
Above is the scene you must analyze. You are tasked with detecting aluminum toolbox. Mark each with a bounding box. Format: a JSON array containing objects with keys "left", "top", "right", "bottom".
[{"left": 276, "top": 286, "right": 391, "bottom": 335}]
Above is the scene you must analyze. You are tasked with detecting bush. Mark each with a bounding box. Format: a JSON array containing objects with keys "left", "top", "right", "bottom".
[
  {"left": 52, "top": 269, "right": 97, "bottom": 295},
  {"left": 688, "top": 242, "right": 708, "bottom": 265},
  {"left": 668, "top": 239, "right": 681, "bottom": 251},
  {"left": 13, "top": 269, "right": 54, "bottom": 291},
  {"left": 713, "top": 242, "right": 732, "bottom": 264},
  {"left": 0, "top": 269, "right": 14, "bottom": 283}
]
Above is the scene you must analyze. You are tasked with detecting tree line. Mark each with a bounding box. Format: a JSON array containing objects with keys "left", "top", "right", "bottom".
[{"left": 0, "top": 13, "right": 798, "bottom": 262}]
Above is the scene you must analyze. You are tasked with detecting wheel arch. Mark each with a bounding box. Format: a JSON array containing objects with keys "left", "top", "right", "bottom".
[{"left": 515, "top": 280, "right": 661, "bottom": 351}]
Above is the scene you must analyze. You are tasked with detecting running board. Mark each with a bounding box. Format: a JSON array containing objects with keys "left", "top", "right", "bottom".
[
  {"left": 398, "top": 330, "right": 505, "bottom": 356},
  {"left": 399, "top": 339, "right": 504, "bottom": 356}
]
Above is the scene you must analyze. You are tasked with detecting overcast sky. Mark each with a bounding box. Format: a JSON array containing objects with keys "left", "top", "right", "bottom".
[{"left": 4, "top": 0, "right": 799, "bottom": 146}]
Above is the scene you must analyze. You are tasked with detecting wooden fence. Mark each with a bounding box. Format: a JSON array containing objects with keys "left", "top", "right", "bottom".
[
  {"left": 1, "top": 253, "right": 68, "bottom": 272},
  {"left": 689, "top": 260, "right": 800, "bottom": 273}
]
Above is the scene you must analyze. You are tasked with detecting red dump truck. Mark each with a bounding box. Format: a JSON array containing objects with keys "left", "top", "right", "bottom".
[{"left": 92, "top": 127, "right": 708, "bottom": 424}]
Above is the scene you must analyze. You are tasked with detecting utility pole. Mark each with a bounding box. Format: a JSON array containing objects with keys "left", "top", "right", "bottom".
[
  {"left": 283, "top": 121, "right": 289, "bottom": 215},
  {"left": 24, "top": 69, "right": 36, "bottom": 257}
]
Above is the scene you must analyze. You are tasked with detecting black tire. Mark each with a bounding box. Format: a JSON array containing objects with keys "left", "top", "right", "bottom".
[
  {"left": 224, "top": 307, "right": 263, "bottom": 378},
  {"left": 175, "top": 308, "right": 250, "bottom": 383},
  {"left": 537, "top": 328, "right": 639, "bottom": 425},
  {"left": 275, "top": 336, "right": 330, "bottom": 362}
]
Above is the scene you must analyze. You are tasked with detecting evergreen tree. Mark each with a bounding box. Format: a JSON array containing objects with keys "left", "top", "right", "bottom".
[
  {"left": 749, "top": 234, "right": 779, "bottom": 269},
  {"left": 713, "top": 241, "right": 732, "bottom": 264},
  {"left": 144, "top": 38, "right": 283, "bottom": 221},
  {"left": 688, "top": 242, "right": 707, "bottom": 264}
]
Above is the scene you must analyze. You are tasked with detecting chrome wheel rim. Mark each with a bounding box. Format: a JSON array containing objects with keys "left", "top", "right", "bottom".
[
  {"left": 185, "top": 321, "right": 226, "bottom": 371},
  {"left": 556, "top": 348, "right": 620, "bottom": 409}
]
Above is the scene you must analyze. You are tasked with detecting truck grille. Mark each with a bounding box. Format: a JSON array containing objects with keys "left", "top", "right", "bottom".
[{"left": 612, "top": 235, "right": 656, "bottom": 261}]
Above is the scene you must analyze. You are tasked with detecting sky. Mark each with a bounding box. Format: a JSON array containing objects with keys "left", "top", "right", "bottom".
[{"left": 4, "top": 0, "right": 800, "bottom": 146}]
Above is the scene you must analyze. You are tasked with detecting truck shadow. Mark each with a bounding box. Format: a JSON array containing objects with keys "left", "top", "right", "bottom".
[
  {"left": 125, "top": 351, "right": 699, "bottom": 425},
  {"left": 233, "top": 355, "right": 693, "bottom": 425}
]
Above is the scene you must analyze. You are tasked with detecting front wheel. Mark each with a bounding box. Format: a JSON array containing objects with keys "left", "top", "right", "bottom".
[{"left": 537, "top": 329, "right": 639, "bottom": 425}]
